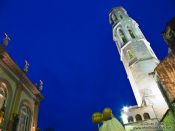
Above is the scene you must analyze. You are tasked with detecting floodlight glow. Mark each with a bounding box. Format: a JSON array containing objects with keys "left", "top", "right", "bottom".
[{"left": 123, "top": 106, "right": 128, "bottom": 112}]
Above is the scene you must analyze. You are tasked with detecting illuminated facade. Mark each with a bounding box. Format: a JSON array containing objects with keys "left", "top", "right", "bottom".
[
  {"left": 109, "top": 7, "right": 169, "bottom": 130},
  {"left": 0, "top": 42, "right": 43, "bottom": 131}
]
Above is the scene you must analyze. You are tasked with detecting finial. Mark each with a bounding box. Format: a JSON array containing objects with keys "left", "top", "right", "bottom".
[
  {"left": 2, "top": 33, "right": 10, "bottom": 47},
  {"left": 23, "top": 60, "right": 30, "bottom": 73},
  {"left": 39, "top": 80, "right": 43, "bottom": 91}
]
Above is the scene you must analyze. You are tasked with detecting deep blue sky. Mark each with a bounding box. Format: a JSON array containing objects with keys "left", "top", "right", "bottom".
[{"left": 0, "top": 0, "right": 175, "bottom": 130}]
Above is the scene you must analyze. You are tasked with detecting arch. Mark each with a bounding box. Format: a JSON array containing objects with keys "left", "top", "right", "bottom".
[
  {"left": 0, "top": 78, "right": 13, "bottom": 125},
  {"left": 17, "top": 100, "right": 32, "bottom": 131},
  {"left": 0, "top": 78, "right": 13, "bottom": 105},
  {"left": 118, "top": 29, "right": 127, "bottom": 44},
  {"left": 117, "top": 11, "right": 123, "bottom": 19},
  {"left": 128, "top": 116, "right": 134, "bottom": 123},
  {"left": 111, "top": 14, "right": 118, "bottom": 22},
  {"left": 135, "top": 114, "right": 142, "bottom": 121},
  {"left": 143, "top": 113, "right": 150, "bottom": 120},
  {"left": 127, "top": 26, "right": 135, "bottom": 39}
]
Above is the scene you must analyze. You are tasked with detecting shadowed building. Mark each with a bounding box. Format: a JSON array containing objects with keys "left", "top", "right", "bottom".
[
  {"left": 155, "top": 17, "right": 175, "bottom": 107},
  {"left": 0, "top": 36, "right": 43, "bottom": 131},
  {"left": 154, "top": 16, "right": 175, "bottom": 130}
]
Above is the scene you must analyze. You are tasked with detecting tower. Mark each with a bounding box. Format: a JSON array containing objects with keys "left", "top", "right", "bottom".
[{"left": 109, "top": 6, "right": 168, "bottom": 125}]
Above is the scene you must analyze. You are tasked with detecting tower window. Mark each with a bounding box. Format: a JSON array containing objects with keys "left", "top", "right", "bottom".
[
  {"left": 128, "top": 29, "right": 135, "bottom": 39},
  {"left": 112, "top": 14, "right": 118, "bottom": 23},
  {"left": 119, "top": 29, "right": 127, "bottom": 44},
  {"left": 135, "top": 114, "right": 142, "bottom": 121},
  {"left": 127, "top": 50, "right": 134, "bottom": 59},
  {"left": 128, "top": 116, "right": 134, "bottom": 123},
  {"left": 120, "top": 15, "right": 123, "bottom": 19},
  {"left": 143, "top": 113, "right": 150, "bottom": 120}
]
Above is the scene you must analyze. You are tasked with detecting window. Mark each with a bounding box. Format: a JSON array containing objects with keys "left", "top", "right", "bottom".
[
  {"left": 128, "top": 29, "right": 135, "bottom": 39},
  {"left": 127, "top": 50, "right": 134, "bottom": 59},
  {"left": 119, "top": 29, "right": 127, "bottom": 44},
  {"left": 143, "top": 113, "right": 150, "bottom": 120},
  {"left": 112, "top": 14, "right": 118, "bottom": 21},
  {"left": 128, "top": 116, "right": 134, "bottom": 123},
  {"left": 120, "top": 15, "right": 123, "bottom": 19},
  {"left": 18, "top": 105, "right": 31, "bottom": 131},
  {"left": 135, "top": 114, "right": 142, "bottom": 121}
]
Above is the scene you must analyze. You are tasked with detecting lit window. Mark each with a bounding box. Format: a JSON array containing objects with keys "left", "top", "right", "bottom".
[
  {"left": 127, "top": 50, "right": 134, "bottom": 59},
  {"left": 128, "top": 29, "right": 135, "bottom": 39},
  {"left": 119, "top": 29, "right": 127, "bottom": 44}
]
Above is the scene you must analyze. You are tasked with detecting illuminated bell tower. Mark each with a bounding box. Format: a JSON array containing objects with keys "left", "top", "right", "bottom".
[{"left": 109, "top": 7, "right": 168, "bottom": 120}]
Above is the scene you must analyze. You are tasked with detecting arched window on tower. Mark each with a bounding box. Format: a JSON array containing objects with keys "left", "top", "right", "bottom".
[
  {"left": 128, "top": 116, "right": 134, "bottom": 123},
  {"left": 119, "top": 29, "right": 127, "bottom": 45},
  {"left": 127, "top": 50, "right": 134, "bottom": 59},
  {"left": 112, "top": 14, "right": 118, "bottom": 22},
  {"left": 120, "top": 15, "right": 123, "bottom": 19},
  {"left": 127, "top": 27, "right": 135, "bottom": 39},
  {"left": 135, "top": 114, "right": 142, "bottom": 121},
  {"left": 18, "top": 104, "right": 31, "bottom": 131},
  {"left": 143, "top": 113, "right": 150, "bottom": 120}
]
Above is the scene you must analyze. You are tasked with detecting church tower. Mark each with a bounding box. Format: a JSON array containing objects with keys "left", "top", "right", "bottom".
[{"left": 109, "top": 6, "right": 168, "bottom": 124}]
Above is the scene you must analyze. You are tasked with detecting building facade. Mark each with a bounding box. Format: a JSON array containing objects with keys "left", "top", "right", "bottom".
[
  {"left": 154, "top": 16, "right": 175, "bottom": 130},
  {"left": 109, "top": 7, "right": 169, "bottom": 131},
  {"left": 155, "top": 17, "right": 175, "bottom": 108},
  {"left": 0, "top": 42, "right": 43, "bottom": 131}
]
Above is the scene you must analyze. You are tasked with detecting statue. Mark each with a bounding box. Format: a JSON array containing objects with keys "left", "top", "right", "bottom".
[
  {"left": 23, "top": 60, "right": 30, "bottom": 73},
  {"left": 39, "top": 80, "right": 43, "bottom": 91},
  {"left": 2, "top": 33, "right": 10, "bottom": 46}
]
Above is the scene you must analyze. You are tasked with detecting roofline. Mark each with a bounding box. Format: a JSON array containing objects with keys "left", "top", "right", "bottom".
[{"left": 0, "top": 45, "right": 43, "bottom": 100}]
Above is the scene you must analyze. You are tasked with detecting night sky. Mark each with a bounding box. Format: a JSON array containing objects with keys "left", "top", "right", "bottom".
[{"left": 0, "top": 0, "right": 175, "bottom": 130}]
